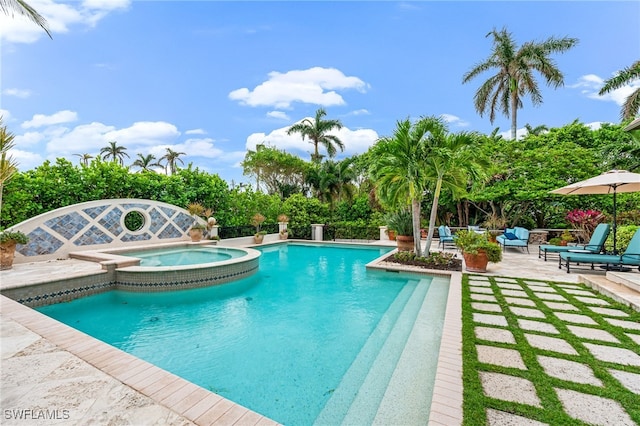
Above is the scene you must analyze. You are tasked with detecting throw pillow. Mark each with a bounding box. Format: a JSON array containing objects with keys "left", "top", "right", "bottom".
[{"left": 504, "top": 232, "right": 518, "bottom": 240}]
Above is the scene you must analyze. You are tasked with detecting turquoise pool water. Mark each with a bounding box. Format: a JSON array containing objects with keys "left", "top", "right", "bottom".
[
  {"left": 122, "top": 246, "right": 246, "bottom": 266},
  {"left": 37, "top": 243, "right": 440, "bottom": 425}
]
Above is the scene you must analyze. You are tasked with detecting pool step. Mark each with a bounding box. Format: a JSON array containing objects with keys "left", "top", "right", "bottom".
[
  {"left": 372, "top": 276, "right": 450, "bottom": 425},
  {"left": 313, "top": 279, "right": 421, "bottom": 425}
]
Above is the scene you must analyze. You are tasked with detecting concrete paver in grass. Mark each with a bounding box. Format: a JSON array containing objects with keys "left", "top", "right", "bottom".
[
  {"left": 476, "top": 346, "right": 527, "bottom": 370},
  {"left": 479, "top": 372, "right": 541, "bottom": 407},
  {"left": 494, "top": 282, "right": 522, "bottom": 290},
  {"left": 588, "top": 306, "right": 629, "bottom": 317},
  {"left": 516, "top": 319, "right": 560, "bottom": 334},
  {"left": 509, "top": 306, "right": 546, "bottom": 319},
  {"left": 604, "top": 318, "right": 640, "bottom": 331},
  {"left": 474, "top": 327, "right": 516, "bottom": 344},
  {"left": 542, "top": 301, "right": 579, "bottom": 311},
  {"left": 566, "top": 325, "right": 620, "bottom": 343},
  {"left": 469, "top": 294, "right": 498, "bottom": 303},
  {"left": 608, "top": 369, "right": 640, "bottom": 394},
  {"left": 537, "top": 356, "right": 603, "bottom": 386},
  {"left": 627, "top": 333, "right": 640, "bottom": 345},
  {"left": 574, "top": 296, "right": 611, "bottom": 305},
  {"left": 523, "top": 334, "right": 578, "bottom": 355},
  {"left": 553, "top": 312, "right": 598, "bottom": 325},
  {"left": 471, "top": 302, "right": 502, "bottom": 313},
  {"left": 583, "top": 343, "right": 640, "bottom": 366},
  {"left": 473, "top": 313, "right": 508, "bottom": 327},
  {"left": 555, "top": 388, "right": 636, "bottom": 426}
]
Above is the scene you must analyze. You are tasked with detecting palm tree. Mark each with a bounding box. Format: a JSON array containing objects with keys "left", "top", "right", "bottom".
[
  {"left": 420, "top": 128, "right": 489, "bottom": 252},
  {"left": 0, "top": 117, "right": 19, "bottom": 223},
  {"left": 287, "top": 108, "right": 344, "bottom": 163},
  {"left": 100, "top": 141, "right": 129, "bottom": 165},
  {"left": 131, "top": 153, "right": 161, "bottom": 172},
  {"left": 1, "top": 0, "right": 51, "bottom": 38},
  {"left": 462, "top": 27, "right": 578, "bottom": 140},
  {"left": 306, "top": 159, "right": 355, "bottom": 205},
  {"left": 370, "top": 117, "right": 438, "bottom": 255},
  {"left": 73, "top": 153, "right": 93, "bottom": 167},
  {"left": 160, "top": 148, "right": 185, "bottom": 175},
  {"left": 598, "top": 60, "right": 640, "bottom": 121},
  {"left": 524, "top": 123, "right": 549, "bottom": 136}
]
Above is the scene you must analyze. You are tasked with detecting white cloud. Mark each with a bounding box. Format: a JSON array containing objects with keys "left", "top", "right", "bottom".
[
  {"left": 229, "top": 67, "right": 369, "bottom": 108},
  {"left": 0, "top": 109, "right": 11, "bottom": 121},
  {"left": 14, "top": 131, "right": 45, "bottom": 148},
  {"left": 22, "top": 110, "right": 78, "bottom": 128},
  {"left": 0, "top": 0, "right": 131, "bottom": 44},
  {"left": 245, "top": 120, "right": 378, "bottom": 158},
  {"left": 346, "top": 109, "right": 370, "bottom": 116},
  {"left": 3, "top": 88, "right": 32, "bottom": 98},
  {"left": 441, "top": 113, "right": 469, "bottom": 127},
  {"left": 266, "top": 111, "right": 290, "bottom": 120},
  {"left": 572, "top": 73, "right": 640, "bottom": 106},
  {"left": 185, "top": 128, "right": 206, "bottom": 135},
  {"left": 104, "top": 121, "right": 180, "bottom": 147}
]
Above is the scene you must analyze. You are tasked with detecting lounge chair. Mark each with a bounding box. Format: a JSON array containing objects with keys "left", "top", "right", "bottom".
[
  {"left": 559, "top": 228, "right": 640, "bottom": 273},
  {"left": 438, "top": 225, "right": 455, "bottom": 249},
  {"left": 496, "top": 226, "right": 530, "bottom": 253},
  {"left": 538, "top": 223, "right": 610, "bottom": 261}
]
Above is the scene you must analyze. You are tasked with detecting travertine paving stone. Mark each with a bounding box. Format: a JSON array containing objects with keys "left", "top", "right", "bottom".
[
  {"left": 583, "top": 343, "right": 640, "bottom": 366},
  {"left": 501, "top": 289, "right": 529, "bottom": 298},
  {"left": 494, "top": 278, "right": 518, "bottom": 283},
  {"left": 604, "top": 318, "right": 640, "bottom": 331},
  {"left": 533, "top": 293, "right": 567, "bottom": 301},
  {"left": 473, "top": 313, "right": 508, "bottom": 327},
  {"left": 495, "top": 283, "right": 522, "bottom": 290},
  {"left": 469, "top": 280, "right": 492, "bottom": 287},
  {"left": 517, "top": 319, "right": 560, "bottom": 335},
  {"left": 566, "top": 325, "right": 620, "bottom": 343},
  {"left": 588, "top": 307, "right": 629, "bottom": 317},
  {"left": 554, "top": 312, "right": 597, "bottom": 325},
  {"left": 509, "top": 307, "right": 546, "bottom": 319},
  {"left": 486, "top": 408, "right": 548, "bottom": 426},
  {"left": 477, "top": 345, "right": 527, "bottom": 370},
  {"left": 557, "top": 283, "right": 581, "bottom": 288},
  {"left": 470, "top": 294, "right": 498, "bottom": 303},
  {"left": 470, "top": 287, "right": 494, "bottom": 294},
  {"left": 524, "top": 280, "right": 551, "bottom": 286},
  {"left": 627, "top": 333, "right": 640, "bottom": 345},
  {"left": 526, "top": 285, "right": 556, "bottom": 293},
  {"left": 542, "top": 301, "right": 579, "bottom": 311},
  {"left": 608, "top": 369, "right": 640, "bottom": 394},
  {"left": 471, "top": 302, "right": 502, "bottom": 313},
  {"left": 537, "top": 356, "right": 603, "bottom": 386},
  {"left": 575, "top": 296, "right": 610, "bottom": 306},
  {"left": 480, "top": 372, "right": 541, "bottom": 407},
  {"left": 524, "top": 334, "right": 578, "bottom": 355},
  {"left": 470, "top": 276, "right": 490, "bottom": 281},
  {"left": 504, "top": 297, "right": 536, "bottom": 307},
  {"left": 555, "top": 388, "right": 636, "bottom": 426},
  {"left": 562, "top": 288, "right": 596, "bottom": 296},
  {"left": 475, "top": 327, "right": 516, "bottom": 344}
]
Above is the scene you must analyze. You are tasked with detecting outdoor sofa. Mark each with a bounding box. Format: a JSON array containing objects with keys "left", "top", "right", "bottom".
[
  {"left": 496, "top": 226, "right": 530, "bottom": 253},
  {"left": 559, "top": 228, "right": 640, "bottom": 273},
  {"left": 538, "top": 223, "right": 610, "bottom": 261},
  {"left": 438, "top": 225, "right": 455, "bottom": 249}
]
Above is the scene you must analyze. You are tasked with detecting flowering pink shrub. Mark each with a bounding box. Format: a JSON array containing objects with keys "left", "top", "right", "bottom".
[{"left": 566, "top": 209, "right": 605, "bottom": 243}]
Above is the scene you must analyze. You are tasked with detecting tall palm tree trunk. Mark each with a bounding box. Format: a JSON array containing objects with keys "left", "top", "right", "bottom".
[
  {"left": 510, "top": 92, "right": 518, "bottom": 140},
  {"left": 424, "top": 178, "right": 443, "bottom": 254},
  {"left": 411, "top": 198, "right": 422, "bottom": 256}
]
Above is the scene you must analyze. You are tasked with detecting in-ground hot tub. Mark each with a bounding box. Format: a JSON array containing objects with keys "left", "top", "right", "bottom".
[{"left": 70, "top": 243, "right": 261, "bottom": 292}]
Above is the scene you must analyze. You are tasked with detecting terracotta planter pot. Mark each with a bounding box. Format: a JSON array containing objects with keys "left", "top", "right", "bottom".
[
  {"left": 388, "top": 230, "right": 396, "bottom": 241},
  {"left": 559, "top": 240, "right": 568, "bottom": 246},
  {"left": 254, "top": 234, "right": 265, "bottom": 244},
  {"left": 0, "top": 241, "right": 17, "bottom": 270},
  {"left": 396, "top": 235, "right": 414, "bottom": 252},
  {"left": 279, "top": 232, "right": 288, "bottom": 240},
  {"left": 189, "top": 228, "right": 204, "bottom": 242},
  {"left": 463, "top": 250, "right": 489, "bottom": 273}
]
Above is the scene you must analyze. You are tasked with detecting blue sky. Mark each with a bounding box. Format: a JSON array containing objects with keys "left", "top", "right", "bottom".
[{"left": 2, "top": 1, "right": 639, "bottom": 186}]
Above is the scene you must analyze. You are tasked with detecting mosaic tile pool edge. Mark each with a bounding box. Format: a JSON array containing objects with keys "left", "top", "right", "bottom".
[{"left": 2, "top": 258, "right": 260, "bottom": 307}]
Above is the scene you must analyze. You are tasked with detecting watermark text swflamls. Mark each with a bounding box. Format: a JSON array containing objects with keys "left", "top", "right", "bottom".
[{"left": 4, "top": 409, "right": 70, "bottom": 420}]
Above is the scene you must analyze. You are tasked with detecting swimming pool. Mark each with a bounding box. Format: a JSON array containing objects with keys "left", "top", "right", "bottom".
[{"left": 37, "top": 243, "right": 448, "bottom": 425}]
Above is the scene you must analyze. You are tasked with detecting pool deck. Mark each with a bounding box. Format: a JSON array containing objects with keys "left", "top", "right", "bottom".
[{"left": 1, "top": 241, "right": 639, "bottom": 425}]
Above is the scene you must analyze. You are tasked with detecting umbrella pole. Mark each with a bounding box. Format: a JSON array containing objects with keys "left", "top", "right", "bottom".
[{"left": 613, "top": 186, "right": 617, "bottom": 255}]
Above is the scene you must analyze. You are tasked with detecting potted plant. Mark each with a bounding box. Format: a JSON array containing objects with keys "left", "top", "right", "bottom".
[
  {"left": 560, "top": 229, "right": 574, "bottom": 247},
  {"left": 386, "top": 209, "right": 414, "bottom": 251},
  {"left": 548, "top": 237, "right": 562, "bottom": 246},
  {"left": 280, "top": 228, "right": 292, "bottom": 240},
  {"left": 251, "top": 213, "right": 266, "bottom": 244},
  {"left": 0, "top": 230, "right": 29, "bottom": 270},
  {"left": 187, "top": 202, "right": 206, "bottom": 242},
  {"left": 454, "top": 230, "right": 502, "bottom": 273},
  {"left": 483, "top": 213, "right": 507, "bottom": 243}
]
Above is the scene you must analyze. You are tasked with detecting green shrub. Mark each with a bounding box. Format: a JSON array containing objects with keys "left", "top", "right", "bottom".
[
  {"left": 454, "top": 230, "right": 502, "bottom": 263},
  {"left": 605, "top": 225, "right": 639, "bottom": 252}
]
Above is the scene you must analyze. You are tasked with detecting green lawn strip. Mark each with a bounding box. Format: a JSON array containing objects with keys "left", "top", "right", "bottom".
[{"left": 462, "top": 273, "right": 640, "bottom": 425}]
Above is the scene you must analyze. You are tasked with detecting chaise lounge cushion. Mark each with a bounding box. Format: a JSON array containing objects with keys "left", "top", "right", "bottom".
[
  {"left": 559, "top": 228, "right": 640, "bottom": 273},
  {"left": 538, "top": 223, "right": 610, "bottom": 261}
]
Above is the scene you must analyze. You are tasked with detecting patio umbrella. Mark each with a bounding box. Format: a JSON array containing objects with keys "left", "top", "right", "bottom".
[{"left": 551, "top": 169, "right": 640, "bottom": 254}]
